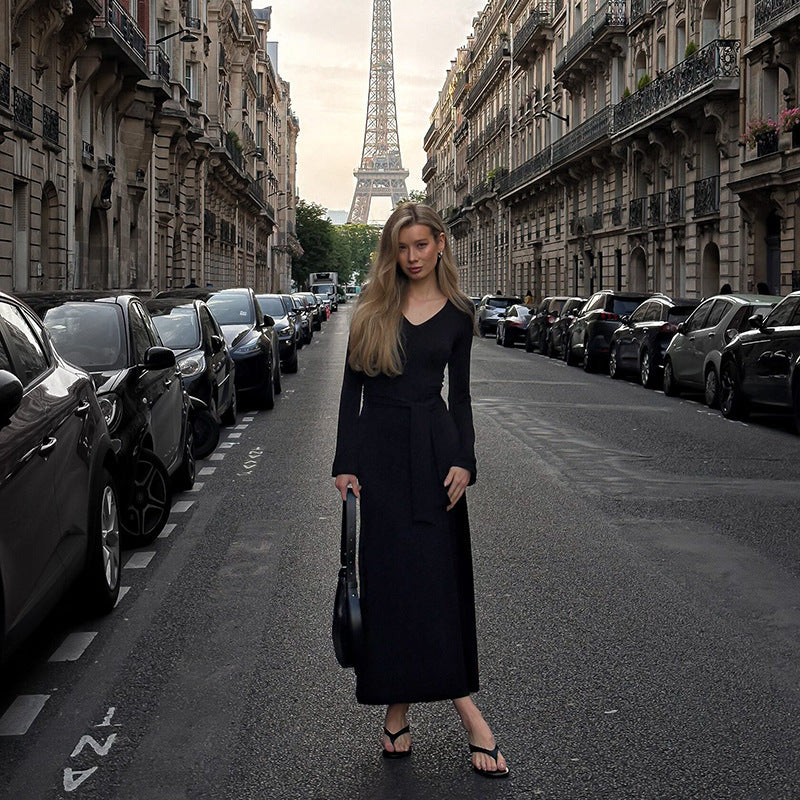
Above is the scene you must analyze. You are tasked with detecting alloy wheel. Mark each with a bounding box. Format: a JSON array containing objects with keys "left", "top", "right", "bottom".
[
  {"left": 121, "top": 450, "right": 171, "bottom": 544},
  {"left": 100, "top": 483, "right": 120, "bottom": 591},
  {"left": 704, "top": 368, "right": 720, "bottom": 407}
]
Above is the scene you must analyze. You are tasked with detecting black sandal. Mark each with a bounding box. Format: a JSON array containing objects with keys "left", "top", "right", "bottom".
[
  {"left": 382, "top": 725, "right": 412, "bottom": 759},
  {"left": 469, "top": 743, "right": 509, "bottom": 778}
]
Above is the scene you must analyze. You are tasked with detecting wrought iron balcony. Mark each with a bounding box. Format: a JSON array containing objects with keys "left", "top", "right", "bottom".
[
  {"left": 100, "top": 0, "right": 147, "bottom": 64},
  {"left": 629, "top": 197, "right": 646, "bottom": 229},
  {"left": 755, "top": 0, "right": 800, "bottom": 35},
  {"left": 648, "top": 192, "right": 665, "bottom": 226},
  {"left": 611, "top": 203, "right": 623, "bottom": 226},
  {"left": 465, "top": 43, "right": 510, "bottom": 112},
  {"left": 148, "top": 45, "right": 170, "bottom": 84},
  {"left": 666, "top": 186, "right": 685, "bottom": 223},
  {"left": 454, "top": 119, "right": 469, "bottom": 145},
  {"left": 422, "top": 155, "right": 437, "bottom": 181},
  {"left": 630, "top": 0, "right": 647, "bottom": 25},
  {"left": 0, "top": 62, "right": 9, "bottom": 109},
  {"left": 694, "top": 175, "right": 720, "bottom": 217},
  {"left": 224, "top": 132, "right": 244, "bottom": 171},
  {"left": 13, "top": 87, "right": 33, "bottom": 131},
  {"left": 513, "top": 2, "right": 556, "bottom": 66},
  {"left": 42, "top": 105, "right": 59, "bottom": 145},
  {"left": 453, "top": 73, "right": 470, "bottom": 106},
  {"left": 553, "top": 0, "right": 626, "bottom": 78},
  {"left": 496, "top": 145, "right": 553, "bottom": 196},
  {"left": 592, "top": 205, "right": 604, "bottom": 230},
  {"left": 552, "top": 105, "right": 613, "bottom": 164},
  {"left": 613, "top": 40, "right": 739, "bottom": 134},
  {"left": 424, "top": 120, "right": 437, "bottom": 149}
]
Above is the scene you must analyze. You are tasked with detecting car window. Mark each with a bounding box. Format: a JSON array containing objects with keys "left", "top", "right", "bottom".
[
  {"left": 612, "top": 297, "right": 648, "bottom": 316},
  {"left": 138, "top": 303, "right": 164, "bottom": 347},
  {"left": 207, "top": 293, "right": 255, "bottom": 325},
  {"left": 549, "top": 298, "right": 566, "bottom": 314},
  {"left": 668, "top": 305, "right": 697, "bottom": 323},
  {"left": 582, "top": 294, "right": 604, "bottom": 313},
  {"left": 129, "top": 303, "right": 155, "bottom": 363},
  {"left": 765, "top": 296, "right": 800, "bottom": 327},
  {"left": 704, "top": 299, "right": 729, "bottom": 329},
  {"left": 151, "top": 307, "right": 201, "bottom": 350},
  {"left": 684, "top": 300, "right": 714, "bottom": 333},
  {"left": 0, "top": 300, "right": 50, "bottom": 386},
  {"left": 199, "top": 307, "right": 218, "bottom": 345},
  {"left": 0, "top": 335, "right": 11, "bottom": 372},
  {"left": 257, "top": 296, "right": 287, "bottom": 318},
  {"left": 44, "top": 303, "right": 126, "bottom": 372},
  {"left": 628, "top": 303, "right": 649, "bottom": 323}
]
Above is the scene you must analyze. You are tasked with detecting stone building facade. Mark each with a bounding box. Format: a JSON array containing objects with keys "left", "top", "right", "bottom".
[
  {"left": 426, "top": 0, "right": 800, "bottom": 302},
  {"left": 0, "top": 0, "right": 299, "bottom": 295}
]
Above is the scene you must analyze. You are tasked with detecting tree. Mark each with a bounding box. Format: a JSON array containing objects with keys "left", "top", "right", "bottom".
[
  {"left": 395, "top": 189, "right": 428, "bottom": 206},
  {"left": 293, "top": 200, "right": 334, "bottom": 288},
  {"left": 333, "top": 223, "right": 381, "bottom": 285}
]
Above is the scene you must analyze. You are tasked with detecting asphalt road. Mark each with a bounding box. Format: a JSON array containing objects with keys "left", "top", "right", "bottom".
[{"left": 1, "top": 306, "right": 799, "bottom": 800}]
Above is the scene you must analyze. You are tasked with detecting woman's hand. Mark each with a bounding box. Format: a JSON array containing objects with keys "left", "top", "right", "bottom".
[
  {"left": 444, "top": 466, "right": 470, "bottom": 511},
  {"left": 334, "top": 474, "right": 361, "bottom": 501}
]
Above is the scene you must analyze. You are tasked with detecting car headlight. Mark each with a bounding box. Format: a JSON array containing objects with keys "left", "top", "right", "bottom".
[
  {"left": 178, "top": 353, "right": 205, "bottom": 378},
  {"left": 97, "top": 393, "right": 121, "bottom": 433},
  {"left": 235, "top": 339, "right": 262, "bottom": 355}
]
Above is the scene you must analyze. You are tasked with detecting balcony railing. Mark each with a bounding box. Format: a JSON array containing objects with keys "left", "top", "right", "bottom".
[
  {"left": 666, "top": 186, "right": 685, "bottom": 223},
  {"left": 552, "top": 105, "right": 613, "bottom": 164},
  {"left": 148, "top": 44, "right": 170, "bottom": 83},
  {"left": 611, "top": 203, "right": 623, "bottom": 226},
  {"left": 614, "top": 40, "right": 739, "bottom": 133},
  {"left": 755, "top": 0, "right": 800, "bottom": 35},
  {"left": 42, "top": 105, "right": 59, "bottom": 145},
  {"left": 248, "top": 180, "right": 264, "bottom": 205},
  {"left": 513, "top": 2, "right": 556, "bottom": 63},
  {"left": 648, "top": 192, "right": 664, "bottom": 226},
  {"left": 466, "top": 43, "right": 510, "bottom": 111},
  {"left": 592, "top": 205, "right": 604, "bottom": 230},
  {"left": 553, "top": 0, "right": 626, "bottom": 77},
  {"left": 629, "top": 197, "right": 646, "bottom": 229},
  {"left": 454, "top": 119, "right": 469, "bottom": 144},
  {"left": 424, "top": 120, "right": 437, "bottom": 148},
  {"left": 256, "top": 95, "right": 269, "bottom": 112},
  {"left": 102, "top": 0, "right": 147, "bottom": 63},
  {"left": 630, "top": 0, "right": 647, "bottom": 25},
  {"left": 694, "top": 175, "right": 720, "bottom": 217},
  {"left": 225, "top": 132, "right": 243, "bottom": 171},
  {"left": 422, "top": 155, "right": 437, "bottom": 180},
  {"left": 0, "top": 62, "right": 9, "bottom": 109},
  {"left": 13, "top": 87, "right": 32, "bottom": 131},
  {"left": 497, "top": 145, "right": 553, "bottom": 196}
]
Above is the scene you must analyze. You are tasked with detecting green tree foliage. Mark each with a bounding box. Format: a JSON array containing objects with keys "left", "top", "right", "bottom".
[
  {"left": 293, "top": 200, "right": 334, "bottom": 288},
  {"left": 395, "top": 189, "right": 428, "bottom": 206},
  {"left": 333, "top": 224, "right": 381, "bottom": 285}
]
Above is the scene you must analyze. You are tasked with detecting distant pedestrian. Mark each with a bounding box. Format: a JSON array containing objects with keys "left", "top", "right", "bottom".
[
  {"left": 756, "top": 281, "right": 770, "bottom": 295},
  {"left": 524, "top": 289, "right": 533, "bottom": 307},
  {"left": 332, "top": 202, "right": 509, "bottom": 778},
  {"left": 720, "top": 283, "right": 732, "bottom": 294},
  {"left": 185, "top": 278, "right": 199, "bottom": 288}
]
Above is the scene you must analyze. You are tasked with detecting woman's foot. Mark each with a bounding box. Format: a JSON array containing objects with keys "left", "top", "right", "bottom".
[
  {"left": 454, "top": 697, "right": 509, "bottom": 777},
  {"left": 382, "top": 703, "right": 411, "bottom": 758}
]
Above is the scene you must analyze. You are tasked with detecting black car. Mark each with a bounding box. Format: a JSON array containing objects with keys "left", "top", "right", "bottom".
[
  {"left": 525, "top": 296, "right": 570, "bottom": 353},
  {"left": 294, "top": 292, "right": 323, "bottom": 331},
  {"left": 287, "top": 293, "right": 312, "bottom": 345},
  {"left": 146, "top": 297, "right": 237, "bottom": 457},
  {"left": 547, "top": 297, "right": 586, "bottom": 359},
  {"left": 719, "top": 290, "right": 800, "bottom": 427},
  {"left": 205, "top": 288, "right": 280, "bottom": 409},
  {"left": 565, "top": 290, "right": 652, "bottom": 372},
  {"left": 609, "top": 296, "right": 700, "bottom": 387},
  {"left": 0, "top": 292, "right": 120, "bottom": 658},
  {"left": 496, "top": 304, "right": 532, "bottom": 347},
  {"left": 477, "top": 295, "right": 523, "bottom": 337},
  {"left": 257, "top": 293, "right": 299, "bottom": 373},
  {"left": 18, "top": 291, "right": 193, "bottom": 547}
]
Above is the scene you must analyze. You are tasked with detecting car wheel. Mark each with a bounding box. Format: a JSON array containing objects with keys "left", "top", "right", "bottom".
[
  {"left": 704, "top": 367, "right": 720, "bottom": 408},
  {"left": 174, "top": 424, "right": 196, "bottom": 491},
  {"left": 192, "top": 407, "right": 220, "bottom": 460},
  {"left": 583, "top": 339, "right": 595, "bottom": 372},
  {"left": 524, "top": 332, "right": 534, "bottom": 353},
  {"left": 609, "top": 344, "right": 620, "bottom": 379},
  {"left": 120, "top": 450, "right": 172, "bottom": 547},
  {"left": 478, "top": 323, "right": 487, "bottom": 337},
  {"left": 273, "top": 356, "right": 282, "bottom": 395},
  {"left": 663, "top": 359, "right": 680, "bottom": 397},
  {"left": 220, "top": 387, "right": 237, "bottom": 426},
  {"left": 565, "top": 336, "right": 577, "bottom": 366},
  {"left": 495, "top": 327, "right": 502, "bottom": 345},
  {"left": 259, "top": 365, "right": 276, "bottom": 410},
  {"left": 793, "top": 380, "right": 800, "bottom": 435},
  {"left": 81, "top": 469, "right": 121, "bottom": 614},
  {"left": 640, "top": 349, "right": 655, "bottom": 388},
  {"left": 720, "top": 361, "right": 748, "bottom": 420},
  {"left": 543, "top": 334, "right": 552, "bottom": 357},
  {"left": 502, "top": 328, "right": 512, "bottom": 347},
  {"left": 283, "top": 345, "right": 299, "bottom": 374}
]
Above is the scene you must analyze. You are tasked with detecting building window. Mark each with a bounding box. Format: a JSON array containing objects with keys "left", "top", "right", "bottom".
[{"left": 185, "top": 63, "right": 197, "bottom": 99}]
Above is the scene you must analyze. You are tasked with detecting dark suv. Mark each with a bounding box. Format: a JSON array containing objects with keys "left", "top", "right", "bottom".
[
  {"left": 0, "top": 291, "right": 120, "bottom": 657},
  {"left": 20, "top": 291, "right": 194, "bottom": 546},
  {"left": 525, "top": 296, "right": 570, "bottom": 353},
  {"left": 565, "top": 290, "right": 651, "bottom": 372}
]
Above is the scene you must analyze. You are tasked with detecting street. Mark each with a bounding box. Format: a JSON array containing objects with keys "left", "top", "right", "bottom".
[{"left": 1, "top": 305, "right": 799, "bottom": 800}]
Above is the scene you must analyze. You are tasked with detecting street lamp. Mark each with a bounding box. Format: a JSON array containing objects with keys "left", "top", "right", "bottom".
[
  {"left": 155, "top": 28, "right": 199, "bottom": 44},
  {"left": 534, "top": 109, "right": 570, "bottom": 126},
  {"left": 244, "top": 148, "right": 264, "bottom": 159}
]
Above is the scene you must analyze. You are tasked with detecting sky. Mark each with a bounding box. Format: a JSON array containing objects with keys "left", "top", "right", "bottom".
[{"left": 257, "top": 0, "right": 482, "bottom": 221}]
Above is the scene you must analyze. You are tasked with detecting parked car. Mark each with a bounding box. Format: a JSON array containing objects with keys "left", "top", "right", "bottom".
[
  {"left": 146, "top": 297, "right": 237, "bottom": 457},
  {"left": 496, "top": 304, "right": 532, "bottom": 347},
  {"left": 256, "top": 293, "right": 299, "bottom": 373},
  {"left": 718, "top": 290, "right": 800, "bottom": 427},
  {"left": 546, "top": 297, "right": 586, "bottom": 359},
  {"left": 0, "top": 291, "right": 120, "bottom": 658},
  {"left": 470, "top": 296, "right": 482, "bottom": 311},
  {"left": 565, "top": 290, "right": 652, "bottom": 372},
  {"left": 205, "top": 288, "right": 280, "bottom": 409},
  {"left": 294, "top": 292, "right": 323, "bottom": 331},
  {"left": 315, "top": 293, "right": 331, "bottom": 321},
  {"left": 477, "top": 295, "right": 523, "bottom": 337},
  {"left": 20, "top": 291, "right": 194, "bottom": 546},
  {"left": 287, "top": 294, "right": 312, "bottom": 345},
  {"left": 525, "top": 296, "right": 570, "bottom": 353},
  {"left": 663, "top": 292, "right": 780, "bottom": 406},
  {"left": 608, "top": 296, "right": 701, "bottom": 387}
]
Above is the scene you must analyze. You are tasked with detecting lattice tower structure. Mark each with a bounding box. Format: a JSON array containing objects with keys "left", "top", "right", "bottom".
[{"left": 348, "top": 0, "right": 409, "bottom": 224}]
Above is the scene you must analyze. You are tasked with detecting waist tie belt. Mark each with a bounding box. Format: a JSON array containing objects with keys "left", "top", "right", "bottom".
[{"left": 363, "top": 394, "right": 449, "bottom": 525}]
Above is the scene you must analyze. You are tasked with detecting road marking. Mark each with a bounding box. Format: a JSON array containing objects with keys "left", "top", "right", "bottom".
[
  {"left": 198, "top": 467, "right": 216, "bottom": 476},
  {"left": 158, "top": 523, "right": 176, "bottom": 539},
  {"left": 227, "top": 432, "right": 242, "bottom": 439},
  {"left": 0, "top": 695, "right": 50, "bottom": 736},
  {"left": 49, "top": 632, "right": 97, "bottom": 662},
  {"left": 61, "top": 707, "right": 121, "bottom": 792},
  {"left": 171, "top": 500, "right": 195, "bottom": 513},
  {"left": 235, "top": 424, "right": 249, "bottom": 430},
  {"left": 220, "top": 441, "right": 239, "bottom": 449},
  {"left": 209, "top": 453, "right": 225, "bottom": 461},
  {"left": 242, "top": 416, "right": 255, "bottom": 422},
  {"left": 187, "top": 482, "right": 204, "bottom": 492},
  {"left": 115, "top": 587, "right": 131, "bottom": 607},
  {"left": 124, "top": 551, "right": 155, "bottom": 569}
]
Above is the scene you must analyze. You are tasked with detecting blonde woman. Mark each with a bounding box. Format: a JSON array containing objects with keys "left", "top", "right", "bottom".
[{"left": 332, "top": 202, "right": 508, "bottom": 778}]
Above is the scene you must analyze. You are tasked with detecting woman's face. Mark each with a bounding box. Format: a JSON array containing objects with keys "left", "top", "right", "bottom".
[{"left": 396, "top": 224, "right": 445, "bottom": 283}]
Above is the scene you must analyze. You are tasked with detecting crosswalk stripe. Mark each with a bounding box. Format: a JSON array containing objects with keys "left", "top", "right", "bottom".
[
  {"left": 0, "top": 695, "right": 50, "bottom": 736},
  {"left": 49, "top": 632, "right": 97, "bottom": 662}
]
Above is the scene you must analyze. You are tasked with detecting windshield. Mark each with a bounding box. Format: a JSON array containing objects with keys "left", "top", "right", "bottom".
[
  {"left": 207, "top": 293, "right": 254, "bottom": 326},
  {"left": 612, "top": 297, "right": 648, "bottom": 316},
  {"left": 150, "top": 307, "right": 200, "bottom": 350},
  {"left": 257, "top": 296, "right": 287, "bottom": 318},
  {"left": 43, "top": 303, "right": 126, "bottom": 372},
  {"left": 668, "top": 306, "right": 697, "bottom": 323},
  {"left": 548, "top": 299, "right": 566, "bottom": 313},
  {"left": 312, "top": 283, "right": 335, "bottom": 295},
  {"left": 487, "top": 298, "right": 518, "bottom": 309}
]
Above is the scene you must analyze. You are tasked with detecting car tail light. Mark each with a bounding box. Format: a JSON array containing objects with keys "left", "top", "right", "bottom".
[
  {"left": 509, "top": 320, "right": 524, "bottom": 327},
  {"left": 598, "top": 312, "right": 619, "bottom": 321},
  {"left": 546, "top": 315, "right": 558, "bottom": 324},
  {"left": 661, "top": 322, "right": 678, "bottom": 334}
]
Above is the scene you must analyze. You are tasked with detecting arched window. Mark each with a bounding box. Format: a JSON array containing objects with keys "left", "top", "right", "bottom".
[
  {"left": 702, "top": 0, "right": 721, "bottom": 45},
  {"left": 634, "top": 51, "right": 648, "bottom": 86}
]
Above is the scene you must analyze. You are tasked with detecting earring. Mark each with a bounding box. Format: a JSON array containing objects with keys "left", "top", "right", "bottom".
[{"left": 436, "top": 251, "right": 442, "bottom": 266}]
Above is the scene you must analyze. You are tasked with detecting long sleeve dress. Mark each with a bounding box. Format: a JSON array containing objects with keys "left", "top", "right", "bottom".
[{"left": 332, "top": 300, "right": 480, "bottom": 705}]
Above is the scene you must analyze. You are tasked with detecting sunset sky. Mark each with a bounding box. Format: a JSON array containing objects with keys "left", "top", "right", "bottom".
[{"left": 259, "top": 0, "right": 482, "bottom": 221}]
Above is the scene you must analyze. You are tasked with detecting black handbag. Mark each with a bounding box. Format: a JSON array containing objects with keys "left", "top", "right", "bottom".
[{"left": 332, "top": 488, "right": 363, "bottom": 668}]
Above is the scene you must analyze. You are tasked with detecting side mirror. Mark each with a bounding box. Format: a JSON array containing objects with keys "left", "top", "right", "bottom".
[
  {"left": 748, "top": 313, "right": 765, "bottom": 330},
  {"left": 677, "top": 322, "right": 687, "bottom": 335},
  {"left": 723, "top": 328, "right": 737, "bottom": 344},
  {"left": 263, "top": 314, "right": 275, "bottom": 328},
  {"left": 210, "top": 334, "right": 224, "bottom": 353},
  {"left": 620, "top": 315, "right": 630, "bottom": 325},
  {"left": 0, "top": 370, "right": 23, "bottom": 425},
  {"left": 143, "top": 346, "right": 176, "bottom": 370}
]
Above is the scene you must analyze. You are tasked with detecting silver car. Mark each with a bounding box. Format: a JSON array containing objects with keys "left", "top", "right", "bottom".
[
  {"left": 476, "top": 295, "right": 523, "bottom": 337},
  {"left": 662, "top": 292, "right": 779, "bottom": 407}
]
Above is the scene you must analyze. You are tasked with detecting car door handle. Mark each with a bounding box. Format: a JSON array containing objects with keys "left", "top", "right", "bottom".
[
  {"left": 74, "top": 401, "right": 91, "bottom": 417},
  {"left": 164, "top": 379, "right": 173, "bottom": 387},
  {"left": 39, "top": 436, "right": 57, "bottom": 456}
]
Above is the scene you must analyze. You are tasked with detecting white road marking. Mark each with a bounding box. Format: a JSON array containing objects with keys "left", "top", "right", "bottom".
[
  {"left": 64, "top": 767, "right": 98, "bottom": 791},
  {"left": 0, "top": 695, "right": 50, "bottom": 736},
  {"left": 198, "top": 467, "right": 216, "bottom": 476},
  {"left": 124, "top": 551, "right": 156, "bottom": 569},
  {"left": 242, "top": 416, "right": 255, "bottom": 422},
  {"left": 235, "top": 424, "right": 249, "bottom": 430},
  {"left": 114, "top": 587, "right": 131, "bottom": 607},
  {"left": 71, "top": 733, "right": 117, "bottom": 757},
  {"left": 209, "top": 453, "right": 225, "bottom": 461},
  {"left": 171, "top": 500, "right": 195, "bottom": 513},
  {"left": 158, "top": 523, "right": 177, "bottom": 539},
  {"left": 49, "top": 632, "right": 97, "bottom": 662},
  {"left": 187, "top": 482, "right": 204, "bottom": 492},
  {"left": 227, "top": 432, "right": 242, "bottom": 439},
  {"left": 221, "top": 442, "right": 240, "bottom": 449}
]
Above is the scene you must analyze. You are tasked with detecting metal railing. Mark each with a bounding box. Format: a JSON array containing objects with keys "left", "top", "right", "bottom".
[
  {"left": 422, "top": 155, "right": 437, "bottom": 179},
  {"left": 755, "top": 0, "right": 800, "bottom": 35},
  {"left": 694, "top": 175, "right": 720, "bottom": 216},
  {"left": 648, "top": 191, "right": 664, "bottom": 226},
  {"left": 629, "top": 197, "right": 646, "bottom": 229},
  {"left": 666, "top": 186, "right": 685, "bottom": 222},
  {"left": 552, "top": 105, "right": 613, "bottom": 163},
  {"left": 424, "top": 120, "right": 437, "bottom": 148},
  {"left": 224, "top": 132, "right": 243, "bottom": 171},
  {"left": 611, "top": 203, "right": 623, "bottom": 226},
  {"left": 513, "top": 2, "right": 555, "bottom": 62},
  {"left": 630, "top": 0, "right": 647, "bottom": 24},
  {"left": 553, "top": 0, "right": 626, "bottom": 77},
  {"left": 42, "top": 105, "right": 59, "bottom": 145},
  {"left": 101, "top": 0, "right": 147, "bottom": 63},
  {"left": 614, "top": 40, "right": 739, "bottom": 133},
  {"left": 148, "top": 45, "right": 170, "bottom": 83},
  {"left": 496, "top": 145, "right": 553, "bottom": 196},
  {"left": 466, "top": 43, "right": 509, "bottom": 111},
  {"left": 13, "top": 87, "right": 32, "bottom": 131},
  {"left": 0, "top": 62, "right": 9, "bottom": 109}
]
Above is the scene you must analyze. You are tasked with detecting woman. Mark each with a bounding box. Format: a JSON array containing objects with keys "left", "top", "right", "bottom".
[{"left": 332, "top": 203, "right": 508, "bottom": 778}]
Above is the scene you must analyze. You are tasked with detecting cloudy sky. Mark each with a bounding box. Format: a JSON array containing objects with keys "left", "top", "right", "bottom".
[{"left": 258, "top": 0, "right": 481, "bottom": 220}]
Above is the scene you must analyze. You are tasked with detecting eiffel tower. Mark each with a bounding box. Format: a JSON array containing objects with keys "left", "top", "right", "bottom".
[{"left": 348, "top": 0, "right": 409, "bottom": 224}]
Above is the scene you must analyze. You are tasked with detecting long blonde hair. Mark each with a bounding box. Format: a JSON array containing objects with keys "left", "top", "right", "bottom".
[{"left": 348, "top": 202, "right": 474, "bottom": 377}]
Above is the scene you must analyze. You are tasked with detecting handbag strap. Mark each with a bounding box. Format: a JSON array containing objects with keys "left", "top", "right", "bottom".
[{"left": 340, "top": 488, "right": 357, "bottom": 570}]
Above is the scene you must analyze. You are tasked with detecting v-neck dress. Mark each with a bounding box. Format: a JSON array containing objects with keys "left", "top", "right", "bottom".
[{"left": 332, "top": 300, "right": 479, "bottom": 704}]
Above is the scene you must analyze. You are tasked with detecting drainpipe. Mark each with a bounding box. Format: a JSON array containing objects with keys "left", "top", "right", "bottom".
[{"left": 66, "top": 72, "right": 76, "bottom": 290}]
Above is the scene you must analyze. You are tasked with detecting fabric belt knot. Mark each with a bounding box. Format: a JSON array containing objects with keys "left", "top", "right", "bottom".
[{"left": 364, "top": 393, "right": 448, "bottom": 524}]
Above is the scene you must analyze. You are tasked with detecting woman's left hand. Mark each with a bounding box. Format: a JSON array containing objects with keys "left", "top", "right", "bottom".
[{"left": 444, "top": 466, "right": 471, "bottom": 511}]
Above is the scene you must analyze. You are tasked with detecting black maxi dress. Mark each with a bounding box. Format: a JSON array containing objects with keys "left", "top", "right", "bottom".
[{"left": 332, "top": 300, "right": 480, "bottom": 705}]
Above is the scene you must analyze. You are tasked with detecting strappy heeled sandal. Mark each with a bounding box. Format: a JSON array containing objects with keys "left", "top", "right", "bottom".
[
  {"left": 382, "top": 725, "right": 412, "bottom": 759},
  {"left": 469, "top": 743, "right": 509, "bottom": 778}
]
